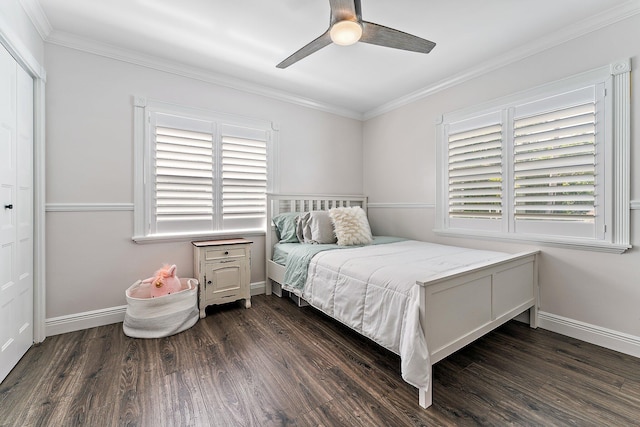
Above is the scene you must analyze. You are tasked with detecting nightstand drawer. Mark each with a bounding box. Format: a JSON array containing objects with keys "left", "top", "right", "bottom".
[{"left": 204, "top": 247, "right": 246, "bottom": 261}]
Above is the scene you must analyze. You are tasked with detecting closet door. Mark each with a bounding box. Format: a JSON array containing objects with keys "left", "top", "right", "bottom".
[{"left": 0, "top": 44, "right": 33, "bottom": 383}]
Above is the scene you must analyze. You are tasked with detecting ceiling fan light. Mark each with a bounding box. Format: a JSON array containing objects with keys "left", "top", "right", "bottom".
[{"left": 330, "top": 20, "right": 362, "bottom": 46}]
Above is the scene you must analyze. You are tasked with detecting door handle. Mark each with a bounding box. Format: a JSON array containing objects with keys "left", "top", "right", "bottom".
[{"left": 4, "top": 204, "right": 13, "bottom": 209}]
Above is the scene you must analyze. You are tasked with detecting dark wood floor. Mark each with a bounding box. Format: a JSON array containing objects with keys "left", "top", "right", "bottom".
[{"left": 2, "top": 294, "right": 640, "bottom": 426}]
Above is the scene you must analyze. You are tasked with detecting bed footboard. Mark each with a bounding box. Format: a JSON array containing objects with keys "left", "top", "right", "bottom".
[{"left": 417, "top": 251, "right": 539, "bottom": 408}]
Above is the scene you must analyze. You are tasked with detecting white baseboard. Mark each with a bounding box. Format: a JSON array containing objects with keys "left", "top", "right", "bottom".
[
  {"left": 45, "top": 293, "right": 639, "bottom": 361},
  {"left": 538, "top": 311, "right": 640, "bottom": 358},
  {"left": 46, "top": 305, "right": 127, "bottom": 337},
  {"left": 46, "top": 281, "right": 267, "bottom": 337},
  {"left": 251, "top": 281, "right": 266, "bottom": 296}
]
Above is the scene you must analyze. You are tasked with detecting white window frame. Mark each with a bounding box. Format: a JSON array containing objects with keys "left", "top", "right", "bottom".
[
  {"left": 435, "top": 60, "right": 631, "bottom": 253},
  {"left": 132, "top": 97, "right": 279, "bottom": 243}
]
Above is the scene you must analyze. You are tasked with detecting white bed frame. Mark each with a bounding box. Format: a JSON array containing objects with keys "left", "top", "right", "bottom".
[{"left": 265, "top": 193, "right": 539, "bottom": 409}]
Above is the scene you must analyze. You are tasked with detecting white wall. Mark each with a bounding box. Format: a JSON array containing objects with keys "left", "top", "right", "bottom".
[
  {"left": 364, "top": 14, "right": 640, "bottom": 352},
  {"left": 45, "top": 44, "right": 363, "bottom": 321}
]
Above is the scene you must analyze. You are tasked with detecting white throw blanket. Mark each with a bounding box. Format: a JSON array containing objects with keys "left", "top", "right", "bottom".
[{"left": 300, "top": 240, "right": 507, "bottom": 389}]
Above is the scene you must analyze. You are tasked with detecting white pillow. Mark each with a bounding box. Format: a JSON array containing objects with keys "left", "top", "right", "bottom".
[{"left": 329, "top": 206, "right": 373, "bottom": 246}]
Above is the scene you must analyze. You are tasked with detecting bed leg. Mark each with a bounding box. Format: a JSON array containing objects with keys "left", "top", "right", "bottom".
[
  {"left": 529, "top": 305, "right": 539, "bottom": 329},
  {"left": 419, "top": 368, "right": 433, "bottom": 409},
  {"left": 291, "top": 294, "right": 309, "bottom": 307},
  {"left": 419, "top": 385, "right": 432, "bottom": 409},
  {"left": 272, "top": 281, "right": 283, "bottom": 297},
  {"left": 530, "top": 253, "right": 539, "bottom": 329}
]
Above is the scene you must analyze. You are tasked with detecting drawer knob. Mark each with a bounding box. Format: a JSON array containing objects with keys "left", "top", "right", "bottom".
[
  {"left": 207, "top": 280, "right": 212, "bottom": 285},
  {"left": 224, "top": 251, "right": 229, "bottom": 255}
]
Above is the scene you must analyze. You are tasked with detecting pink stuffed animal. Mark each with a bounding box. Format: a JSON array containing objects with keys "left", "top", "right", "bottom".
[{"left": 142, "top": 264, "right": 182, "bottom": 298}]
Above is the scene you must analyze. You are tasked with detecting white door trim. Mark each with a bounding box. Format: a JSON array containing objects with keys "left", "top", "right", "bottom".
[
  {"left": 32, "top": 74, "right": 45, "bottom": 343},
  {"left": 0, "top": 18, "right": 46, "bottom": 344}
]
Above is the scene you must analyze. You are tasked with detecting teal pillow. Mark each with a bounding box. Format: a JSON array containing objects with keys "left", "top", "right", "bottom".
[{"left": 272, "top": 212, "right": 301, "bottom": 243}]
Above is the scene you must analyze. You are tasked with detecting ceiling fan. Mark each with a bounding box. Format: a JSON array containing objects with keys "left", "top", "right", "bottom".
[{"left": 277, "top": 0, "right": 436, "bottom": 69}]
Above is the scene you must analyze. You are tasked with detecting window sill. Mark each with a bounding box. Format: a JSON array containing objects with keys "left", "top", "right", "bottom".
[
  {"left": 133, "top": 229, "right": 266, "bottom": 244},
  {"left": 433, "top": 228, "right": 631, "bottom": 254}
]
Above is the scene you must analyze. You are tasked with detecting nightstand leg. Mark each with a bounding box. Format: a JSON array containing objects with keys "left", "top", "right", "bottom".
[
  {"left": 199, "top": 308, "right": 206, "bottom": 319},
  {"left": 245, "top": 298, "right": 251, "bottom": 309}
]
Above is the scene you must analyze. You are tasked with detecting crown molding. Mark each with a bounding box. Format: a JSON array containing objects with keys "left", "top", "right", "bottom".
[
  {"left": 0, "top": 5, "right": 46, "bottom": 80},
  {"left": 23, "top": 0, "right": 363, "bottom": 119},
  {"left": 22, "top": 0, "right": 640, "bottom": 122},
  {"left": 363, "top": 0, "right": 640, "bottom": 120},
  {"left": 45, "top": 30, "right": 364, "bottom": 121},
  {"left": 19, "top": 0, "right": 52, "bottom": 40}
]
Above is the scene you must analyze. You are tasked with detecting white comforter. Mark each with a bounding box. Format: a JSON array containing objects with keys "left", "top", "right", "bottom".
[{"left": 301, "top": 240, "right": 508, "bottom": 389}]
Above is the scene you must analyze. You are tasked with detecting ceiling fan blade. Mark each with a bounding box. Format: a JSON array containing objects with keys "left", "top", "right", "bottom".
[
  {"left": 276, "top": 31, "right": 332, "bottom": 69},
  {"left": 360, "top": 21, "right": 436, "bottom": 54},
  {"left": 329, "top": 0, "right": 361, "bottom": 23}
]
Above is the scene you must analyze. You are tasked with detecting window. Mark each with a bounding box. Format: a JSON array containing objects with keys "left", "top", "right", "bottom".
[
  {"left": 133, "top": 98, "right": 278, "bottom": 242},
  {"left": 436, "top": 60, "right": 630, "bottom": 253}
]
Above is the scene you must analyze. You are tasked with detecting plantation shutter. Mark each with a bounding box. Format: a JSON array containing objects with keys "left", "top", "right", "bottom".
[
  {"left": 514, "top": 105, "right": 596, "bottom": 221},
  {"left": 220, "top": 124, "right": 268, "bottom": 230},
  {"left": 446, "top": 112, "right": 503, "bottom": 230},
  {"left": 512, "top": 85, "right": 601, "bottom": 238},
  {"left": 152, "top": 113, "right": 214, "bottom": 234}
]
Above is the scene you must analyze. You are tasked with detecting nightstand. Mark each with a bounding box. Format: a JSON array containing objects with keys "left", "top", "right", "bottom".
[{"left": 192, "top": 238, "right": 252, "bottom": 318}]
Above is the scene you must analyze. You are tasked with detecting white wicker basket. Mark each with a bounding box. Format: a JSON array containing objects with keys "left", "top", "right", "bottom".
[{"left": 123, "top": 277, "right": 199, "bottom": 338}]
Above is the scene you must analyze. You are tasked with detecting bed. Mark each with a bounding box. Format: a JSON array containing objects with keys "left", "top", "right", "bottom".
[{"left": 265, "top": 193, "right": 539, "bottom": 409}]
